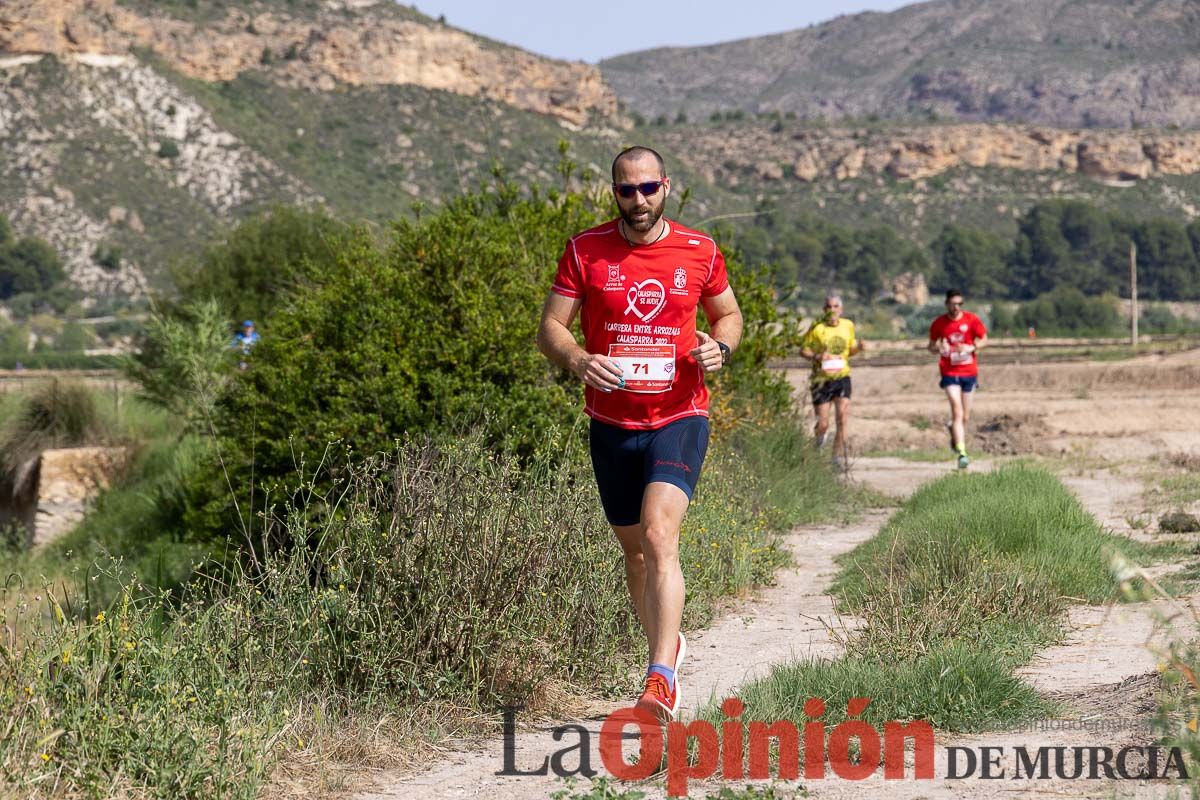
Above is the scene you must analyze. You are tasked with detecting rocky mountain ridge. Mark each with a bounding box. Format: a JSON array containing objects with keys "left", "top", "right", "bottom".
[
  {"left": 1, "top": 0, "right": 615, "bottom": 125},
  {"left": 602, "top": 0, "right": 1200, "bottom": 129},
  {"left": 664, "top": 122, "right": 1200, "bottom": 186}
]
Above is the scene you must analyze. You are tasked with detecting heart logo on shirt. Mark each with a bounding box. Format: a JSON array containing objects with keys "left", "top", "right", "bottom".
[{"left": 625, "top": 279, "right": 667, "bottom": 322}]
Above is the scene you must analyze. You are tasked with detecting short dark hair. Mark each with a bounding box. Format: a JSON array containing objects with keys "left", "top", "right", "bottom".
[
  {"left": 611, "top": 146, "right": 666, "bottom": 182},
  {"left": 945, "top": 288, "right": 963, "bottom": 301}
]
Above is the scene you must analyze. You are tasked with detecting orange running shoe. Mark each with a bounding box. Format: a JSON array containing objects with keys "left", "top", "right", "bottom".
[{"left": 636, "top": 671, "right": 680, "bottom": 723}]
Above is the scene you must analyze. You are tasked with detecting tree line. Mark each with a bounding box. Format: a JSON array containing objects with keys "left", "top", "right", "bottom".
[{"left": 736, "top": 199, "right": 1200, "bottom": 302}]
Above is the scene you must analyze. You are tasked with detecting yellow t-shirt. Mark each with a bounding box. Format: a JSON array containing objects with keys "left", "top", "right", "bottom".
[{"left": 801, "top": 318, "right": 856, "bottom": 383}]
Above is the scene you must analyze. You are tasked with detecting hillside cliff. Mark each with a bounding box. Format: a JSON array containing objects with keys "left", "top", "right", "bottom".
[{"left": 1, "top": 0, "right": 616, "bottom": 125}]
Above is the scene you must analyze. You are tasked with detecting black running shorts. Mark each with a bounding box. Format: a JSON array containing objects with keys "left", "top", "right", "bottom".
[
  {"left": 811, "top": 376, "right": 852, "bottom": 406},
  {"left": 588, "top": 416, "right": 710, "bottom": 527}
]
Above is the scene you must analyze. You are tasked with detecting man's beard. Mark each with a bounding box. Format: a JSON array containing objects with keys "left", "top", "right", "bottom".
[{"left": 619, "top": 198, "right": 665, "bottom": 233}]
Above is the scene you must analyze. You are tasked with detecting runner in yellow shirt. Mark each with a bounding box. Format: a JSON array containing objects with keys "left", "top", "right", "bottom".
[{"left": 800, "top": 294, "right": 864, "bottom": 470}]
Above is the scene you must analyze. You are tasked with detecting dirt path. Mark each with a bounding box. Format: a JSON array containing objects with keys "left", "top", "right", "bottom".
[
  {"left": 678, "top": 458, "right": 1195, "bottom": 800},
  {"left": 357, "top": 453, "right": 1196, "bottom": 800},
  {"left": 356, "top": 512, "right": 888, "bottom": 800}
]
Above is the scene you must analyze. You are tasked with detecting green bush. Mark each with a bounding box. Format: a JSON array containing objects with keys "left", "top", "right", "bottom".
[
  {"left": 92, "top": 245, "right": 122, "bottom": 272},
  {"left": 0, "top": 231, "right": 65, "bottom": 301},
  {"left": 1140, "top": 305, "right": 1199, "bottom": 335},
  {"left": 53, "top": 321, "right": 93, "bottom": 353},
  {"left": 0, "top": 323, "right": 26, "bottom": 357},
  {"left": 212, "top": 189, "right": 601, "bottom": 497},
  {"left": 123, "top": 298, "right": 238, "bottom": 429},
  {"left": 930, "top": 223, "right": 1008, "bottom": 297},
  {"left": 171, "top": 205, "right": 348, "bottom": 326},
  {"left": 999, "top": 287, "right": 1122, "bottom": 336}
]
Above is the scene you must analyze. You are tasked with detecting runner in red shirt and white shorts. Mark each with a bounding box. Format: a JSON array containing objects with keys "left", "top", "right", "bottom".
[
  {"left": 928, "top": 288, "right": 988, "bottom": 469},
  {"left": 537, "top": 146, "right": 744, "bottom": 721}
]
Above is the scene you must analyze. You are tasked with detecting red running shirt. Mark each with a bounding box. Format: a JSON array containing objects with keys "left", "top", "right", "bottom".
[
  {"left": 929, "top": 311, "right": 988, "bottom": 377},
  {"left": 551, "top": 219, "right": 730, "bottom": 430}
]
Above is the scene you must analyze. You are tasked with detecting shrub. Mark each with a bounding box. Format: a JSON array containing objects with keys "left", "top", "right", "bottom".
[
  {"left": 123, "top": 298, "right": 238, "bottom": 429},
  {"left": 0, "top": 234, "right": 65, "bottom": 300},
  {"left": 0, "top": 381, "right": 104, "bottom": 481},
  {"left": 53, "top": 322, "right": 93, "bottom": 353},
  {"left": 92, "top": 245, "right": 122, "bottom": 272},
  {"left": 1009, "top": 287, "right": 1121, "bottom": 336},
  {"left": 171, "top": 205, "right": 348, "bottom": 327}
]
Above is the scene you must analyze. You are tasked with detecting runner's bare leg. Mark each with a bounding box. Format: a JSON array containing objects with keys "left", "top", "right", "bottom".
[
  {"left": 813, "top": 401, "right": 831, "bottom": 445},
  {"left": 833, "top": 396, "right": 851, "bottom": 461},
  {"left": 640, "top": 481, "right": 690, "bottom": 667},
  {"left": 944, "top": 384, "right": 965, "bottom": 448},
  {"left": 612, "top": 524, "right": 648, "bottom": 630},
  {"left": 961, "top": 385, "right": 975, "bottom": 435}
]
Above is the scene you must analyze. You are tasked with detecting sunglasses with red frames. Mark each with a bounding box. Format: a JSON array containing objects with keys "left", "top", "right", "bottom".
[{"left": 612, "top": 180, "right": 667, "bottom": 199}]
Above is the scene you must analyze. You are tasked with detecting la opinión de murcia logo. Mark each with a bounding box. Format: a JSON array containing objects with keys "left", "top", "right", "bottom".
[
  {"left": 501, "top": 697, "right": 933, "bottom": 797},
  {"left": 498, "top": 699, "right": 1190, "bottom": 798}
]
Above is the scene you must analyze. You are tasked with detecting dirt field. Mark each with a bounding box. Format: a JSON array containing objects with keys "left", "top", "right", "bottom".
[{"left": 788, "top": 346, "right": 1200, "bottom": 468}]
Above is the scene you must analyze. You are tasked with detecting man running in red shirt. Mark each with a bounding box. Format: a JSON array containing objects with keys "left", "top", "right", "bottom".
[
  {"left": 537, "top": 146, "right": 743, "bottom": 722},
  {"left": 928, "top": 288, "right": 987, "bottom": 469}
]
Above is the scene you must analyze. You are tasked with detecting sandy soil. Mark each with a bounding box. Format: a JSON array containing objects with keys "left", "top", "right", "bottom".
[
  {"left": 798, "top": 350, "right": 1200, "bottom": 465},
  {"left": 356, "top": 352, "right": 1200, "bottom": 800}
]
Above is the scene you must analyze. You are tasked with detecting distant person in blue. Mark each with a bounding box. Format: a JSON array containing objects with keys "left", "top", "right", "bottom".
[{"left": 233, "top": 319, "right": 260, "bottom": 369}]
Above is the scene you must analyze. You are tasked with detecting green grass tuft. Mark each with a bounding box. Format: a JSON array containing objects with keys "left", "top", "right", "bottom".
[{"left": 703, "top": 463, "right": 1158, "bottom": 736}]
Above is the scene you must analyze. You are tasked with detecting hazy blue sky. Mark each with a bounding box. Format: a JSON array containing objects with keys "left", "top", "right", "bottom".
[{"left": 408, "top": 1, "right": 914, "bottom": 63}]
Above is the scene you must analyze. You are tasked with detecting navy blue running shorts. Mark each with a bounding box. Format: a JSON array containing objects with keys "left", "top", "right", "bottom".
[
  {"left": 939, "top": 375, "right": 978, "bottom": 392},
  {"left": 588, "top": 416, "right": 710, "bottom": 527}
]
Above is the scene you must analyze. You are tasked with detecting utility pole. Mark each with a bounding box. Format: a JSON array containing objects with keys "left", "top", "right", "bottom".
[{"left": 1130, "top": 240, "right": 1139, "bottom": 346}]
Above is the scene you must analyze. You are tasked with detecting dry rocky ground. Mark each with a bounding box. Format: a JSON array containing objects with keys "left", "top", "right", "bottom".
[{"left": 345, "top": 348, "right": 1200, "bottom": 800}]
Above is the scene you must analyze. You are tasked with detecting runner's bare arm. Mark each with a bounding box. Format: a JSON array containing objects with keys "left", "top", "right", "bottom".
[
  {"left": 693, "top": 287, "right": 743, "bottom": 373},
  {"left": 972, "top": 334, "right": 988, "bottom": 351},
  {"left": 536, "top": 291, "right": 623, "bottom": 391}
]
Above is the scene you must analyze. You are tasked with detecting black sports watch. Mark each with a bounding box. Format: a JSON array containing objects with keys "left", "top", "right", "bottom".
[{"left": 717, "top": 341, "right": 731, "bottom": 365}]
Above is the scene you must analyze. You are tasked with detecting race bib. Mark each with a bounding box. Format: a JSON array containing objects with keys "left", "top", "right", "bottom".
[
  {"left": 609, "top": 343, "right": 676, "bottom": 393},
  {"left": 950, "top": 350, "right": 974, "bottom": 366},
  {"left": 821, "top": 357, "right": 846, "bottom": 375}
]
